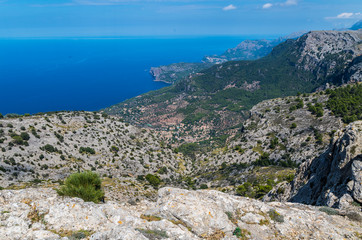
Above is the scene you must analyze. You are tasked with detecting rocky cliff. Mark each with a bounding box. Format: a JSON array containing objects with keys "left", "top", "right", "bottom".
[
  {"left": 1, "top": 187, "right": 361, "bottom": 240},
  {"left": 265, "top": 121, "right": 362, "bottom": 210}
]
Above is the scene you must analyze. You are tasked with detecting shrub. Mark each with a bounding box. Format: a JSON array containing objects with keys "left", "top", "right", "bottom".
[
  {"left": 233, "top": 227, "right": 249, "bottom": 239},
  {"left": 268, "top": 209, "right": 284, "bottom": 223},
  {"left": 110, "top": 146, "right": 119, "bottom": 152},
  {"left": 0, "top": 113, "right": 3, "bottom": 119},
  {"left": 20, "top": 132, "right": 30, "bottom": 141},
  {"left": 79, "top": 147, "right": 96, "bottom": 155},
  {"left": 12, "top": 135, "right": 24, "bottom": 145},
  {"left": 200, "top": 184, "right": 208, "bottom": 189},
  {"left": 56, "top": 171, "right": 104, "bottom": 203},
  {"left": 145, "top": 174, "right": 161, "bottom": 188},
  {"left": 290, "top": 123, "right": 297, "bottom": 129},
  {"left": 319, "top": 207, "right": 339, "bottom": 215},
  {"left": 41, "top": 144, "right": 58, "bottom": 153}
]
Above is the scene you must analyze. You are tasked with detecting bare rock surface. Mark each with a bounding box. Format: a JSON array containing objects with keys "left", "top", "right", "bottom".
[
  {"left": 265, "top": 121, "right": 362, "bottom": 210},
  {"left": 0, "top": 187, "right": 361, "bottom": 240}
]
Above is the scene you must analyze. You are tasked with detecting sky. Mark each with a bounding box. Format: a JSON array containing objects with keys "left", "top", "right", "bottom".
[{"left": 0, "top": 0, "right": 361, "bottom": 37}]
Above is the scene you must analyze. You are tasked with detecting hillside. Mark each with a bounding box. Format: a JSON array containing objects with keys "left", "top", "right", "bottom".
[
  {"left": 0, "top": 112, "right": 193, "bottom": 201},
  {"left": 150, "top": 31, "right": 307, "bottom": 84},
  {"left": 105, "top": 30, "right": 362, "bottom": 145}
]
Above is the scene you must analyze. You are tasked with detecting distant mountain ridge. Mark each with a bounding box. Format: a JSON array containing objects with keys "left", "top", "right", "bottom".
[
  {"left": 350, "top": 20, "right": 362, "bottom": 30},
  {"left": 150, "top": 31, "right": 307, "bottom": 84}
]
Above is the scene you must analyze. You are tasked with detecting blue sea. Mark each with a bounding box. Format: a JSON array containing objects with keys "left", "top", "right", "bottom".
[{"left": 0, "top": 35, "right": 276, "bottom": 115}]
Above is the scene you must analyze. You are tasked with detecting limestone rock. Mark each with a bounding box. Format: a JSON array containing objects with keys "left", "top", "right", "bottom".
[{"left": 267, "top": 121, "right": 362, "bottom": 210}]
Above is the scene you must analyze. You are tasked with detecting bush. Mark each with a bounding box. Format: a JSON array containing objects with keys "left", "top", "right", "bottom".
[
  {"left": 233, "top": 227, "right": 249, "bottom": 238},
  {"left": 57, "top": 171, "right": 104, "bottom": 203},
  {"left": 20, "top": 132, "right": 30, "bottom": 141},
  {"left": 110, "top": 145, "right": 119, "bottom": 152},
  {"left": 79, "top": 147, "right": 96, "bottom": 155},
  {"left": 41, "top": 144, "right": 58, "bottom": 153},
  {"left": 268, "top": 209, "right": 284, "bottom": 223},
  {"left": 145, "top": 174, "right": 161, "bottom": 188},
  {"left": 319, "top": 207, "right": 339, "bottom": 215}
]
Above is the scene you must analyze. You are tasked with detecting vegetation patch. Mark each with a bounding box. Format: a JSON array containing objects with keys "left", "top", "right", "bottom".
[
  {"left": 136, "top": 228, "right": 168, "bottom": 239},
  {"left": 56, "top": 171, "right": 105, "bottom": 203},
  {"left": 233, "top": 227, "right": 250, "bottom": 239},
  {"left": 326, "top": 84, "right": 362, "bottom": 123},
  {"left": 268, "top": 209, "right": 284, "bottom": 223}
]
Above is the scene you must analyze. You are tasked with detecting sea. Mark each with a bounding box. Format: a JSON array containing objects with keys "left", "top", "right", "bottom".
[{"left": 0, "top": 35, "right": 277, "bottom": 115}]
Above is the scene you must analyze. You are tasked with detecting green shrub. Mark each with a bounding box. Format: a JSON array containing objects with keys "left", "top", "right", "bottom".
[
  {"left": 12, "top": 135, "right": 24, "bottom": 145},
  {"left": 57, "top": 171, "right": 104, "bottom": 203},
  {"left": 200, "top": 184, "right": 208, "bottom": 189},
  {"left": 110, "top": 146, "right": 119, "bottom": 152},
  {"left": 79, "top": 147, "right": 96, "bottom": 155},
  {"left": 20, "top": 132, "right": 30, "bottom": 141},
  {"left": 41, "top": 144, "right": 58, "bottom": 153},
  {"left": 233, "top": 227, "right": 249, "bottom": 239},
  {"left": 145, "top": 174, "right": 161, "bottom": 188}
]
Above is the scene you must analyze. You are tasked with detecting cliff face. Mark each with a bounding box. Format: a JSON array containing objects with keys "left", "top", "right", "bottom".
[
  {"left": 265, "top": 121, "right": 362, "bottom": 210},
  {"left": 1, "top": 187, "right": 361, "bottom": 240}
]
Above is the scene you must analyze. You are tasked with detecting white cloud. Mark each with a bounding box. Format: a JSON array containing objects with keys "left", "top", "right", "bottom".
[
  {"left": 262, "top": 3, "right": 272, "bottom": 9},
  {"left": 337, "top": 12, "right": 354, "bottom": 19},
  {"left": 262, "top": 0, "right": 297, "bottom": 9},
  {"left": 326, "top": 12, "right": 361, "bottom": 20},
  {"left": 223, "top": 4, "right": 236, "bottom": 11}
]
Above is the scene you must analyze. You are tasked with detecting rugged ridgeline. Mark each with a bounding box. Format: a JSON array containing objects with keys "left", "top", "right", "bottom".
[
  {"left": 265, "top": 120, "right": 362, "bottom": 210},
  {"left": 1, "top": 187, "right": 361, "bottom": 240},
  {"left": 105, "top": 30, "right": 362, "bottom": 145},
  {"left": 0, "top": 112, "right": 194, "bottom": 201},
  {"left": 149, "top": 31, "right": 306, "bottom": 84}
]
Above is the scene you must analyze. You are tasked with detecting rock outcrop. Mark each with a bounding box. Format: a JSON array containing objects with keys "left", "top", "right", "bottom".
[
  {"left": 265, "top": 121, "right": 362, "bottom": 210},
  {"left": 1, "top": 187, "right": 361, "bottom": 240}
]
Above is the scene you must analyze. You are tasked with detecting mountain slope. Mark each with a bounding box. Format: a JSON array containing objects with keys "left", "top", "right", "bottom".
[
  {"left": 105, "top": 30, "right": 362, "bottom": 144},
  {"left": 150, "top": 31, "right": 307, "bottom": 84},
  {"left": 0, "top": 112, "right": 192, "bottom": 201}
]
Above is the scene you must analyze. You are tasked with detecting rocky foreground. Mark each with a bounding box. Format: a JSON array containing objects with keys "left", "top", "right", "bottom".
[{"left": 1, "top": 187, "right": 361, "bottom": 240}]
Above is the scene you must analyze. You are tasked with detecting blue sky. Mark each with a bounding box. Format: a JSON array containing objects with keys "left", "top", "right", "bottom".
[{"left": 0, "top": 0, "right": 361, "bottom": 37}]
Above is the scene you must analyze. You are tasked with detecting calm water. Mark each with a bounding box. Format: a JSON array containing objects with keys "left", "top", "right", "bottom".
[{"left": 0, "top": 35, "right": 275, "bottom": 115}]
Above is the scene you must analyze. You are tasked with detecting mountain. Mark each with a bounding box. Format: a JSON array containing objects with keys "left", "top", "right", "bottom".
[
  {"left": 350, "top": 20, "right": 362, "bottom": 30},
  {"left": 105, "top": 30, "right": 362, "bottom": 145},
  {"left": 149, "top": 31, "right": 307, "bottom": 84},
  {"left": 1, "top": 29, "right": 362, "bottom": 240}
]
